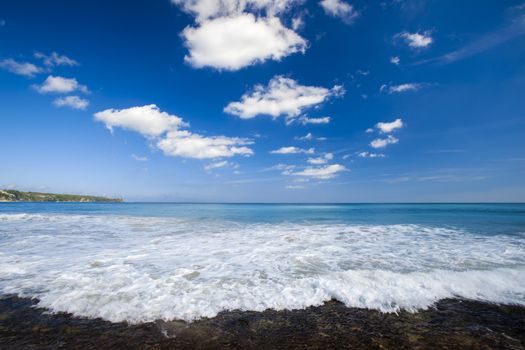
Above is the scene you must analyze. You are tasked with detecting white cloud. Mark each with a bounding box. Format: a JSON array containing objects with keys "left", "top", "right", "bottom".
[
  {"left": 181, "top": 14, "right": 306, "bottom": 71},
  {"left": 204, "top": 160, "right": 232, "bottom": 170},
  {"left": 397, "top": 31, "right": 433, "bottom": 48},
  {"left": 131, "top": 154, "right": 148, "bottom": 161},
  {"left": 172, "top": 0, "right": 300, "bottom": 22},
  {"left": 34, "top": 52, "right": 78, "bottom": 67},
  {"left": 371, "top": 135, "right": 399, "bottom": 148},
  {"left": 33, "top": 75, "right": 89, "bottom": 94},
  {"left": 376, "top": 118, "right": 404, "bottom": 133},
  {"left": 385, "top": 83, "right": 424, "bottom": 93},
  {"left": 298, "top": 116, "right": 331, "bottom": 125},
  {"left": 390, "top": 56, "right": 400, "bottom": 65},
  {"left": 157, "top": 130, "right": 253, "bottom": 159},
  {"left": 292, "top": 16, "right": 304, "bottom": 30},
  {"left": 358, "top": 151, "right": 385, "bottom": 158},
  {"left": 319, "top": 0, "right": 359, "bottom": 23},
  {"left": 225, "top": 76, "right": 343, "bottom": 120},
  {"left": 0, "top": 58, "right": 42, "bottom": 77},
  {"left": 270, "top": 146, "right": 314, "bottom": 154},
  {"left": 269, "top": 163, "right": 297, "bottom": 172},
  {"left": 307, "top": 152, "right": 333, "bottom": 165},
  {"left": 94, "top": 104, "right": 187, "bottom": 136},
  {"left": 94, "top": 104, "right": 254, "bottom": 160},
  {"left": 288, "top": 164, "right": 347, "bottom": 179},
  {"left": 53, "top": 95, "right": 89, "bottom": 110},
  {"left": 295, "top": 132, "right": 326, "bottom": 141},
  {"left": 365, "top": 128, "right": 374, "bottom": 133},
  {"left": 307, "top": 157, "right": 327, "bottom": 165},
  {"left": 286, "top": 185, "right": 305, "bottom": 189},
  {"left": 296, "top": 132, "right": 313, "bottom": 140}
]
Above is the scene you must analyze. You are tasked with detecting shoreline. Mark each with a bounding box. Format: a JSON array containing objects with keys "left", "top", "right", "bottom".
[{"left": 1, "top": 296, "right": 524, "bottom": 349}]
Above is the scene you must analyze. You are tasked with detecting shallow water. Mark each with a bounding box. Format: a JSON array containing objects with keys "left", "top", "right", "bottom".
[{"left": 0, "top": 203, "right": 524, "bottom": 323}]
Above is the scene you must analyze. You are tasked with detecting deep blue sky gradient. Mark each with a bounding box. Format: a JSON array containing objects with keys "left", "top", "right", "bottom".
[{"left": 1, "top": 0, "right": 524, "bottom": 202}]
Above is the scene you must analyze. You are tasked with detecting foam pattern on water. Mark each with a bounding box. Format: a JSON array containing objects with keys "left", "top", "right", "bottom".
[{"left": 0, "top": 213, "right": 524, "bottom": 323}]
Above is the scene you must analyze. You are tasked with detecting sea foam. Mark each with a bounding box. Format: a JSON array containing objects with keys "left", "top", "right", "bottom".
[{"left": 0, "top": 213, "right": 524, "bottom": 323}]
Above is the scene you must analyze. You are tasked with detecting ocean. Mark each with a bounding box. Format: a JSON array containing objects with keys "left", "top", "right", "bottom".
[{"left": 1, "top": 203, "right": 524, "bottom": 324}]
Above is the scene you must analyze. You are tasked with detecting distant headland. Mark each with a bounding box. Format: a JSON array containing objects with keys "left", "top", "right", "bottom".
[{"left": 0, "top": 190, "right": 123, "bottom": 203}]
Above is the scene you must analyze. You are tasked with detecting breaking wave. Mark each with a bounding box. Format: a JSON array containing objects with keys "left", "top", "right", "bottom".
[{"left": 1, "top": 213, "right": 524, "bottom": 323}]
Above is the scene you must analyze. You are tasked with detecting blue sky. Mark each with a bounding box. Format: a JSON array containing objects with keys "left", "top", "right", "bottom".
[{"left": 1, "top": 0, "right": 524, "bottom": 202}]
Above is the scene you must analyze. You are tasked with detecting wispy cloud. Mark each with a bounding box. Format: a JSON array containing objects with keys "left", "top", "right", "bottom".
[
  {"left": 131, "top": 154, "right": 148, "bottom": 162},
  {"left": 0, "top": 58, "right": 42, "bottom": 77},
  {"left": 417, "top": 11, "right": 525, "bottom": 65},
  {"left": 53, "top": 95, "right": 89, "bottom": 110},
  {"left": 358, "top": 151, "right": 385, "bottom": 158},
  {"left": 205, "top": 160, "right": 236, "bottom": 170},
  {"left": 371, "top": 135, "right": 399, "bottom": 148},
  {"left": 390, "top": 56, "right": 400, "bottom": 65},
  {"left": 320, "top": 0, "right": 359, "bottom": 24},
  {"left": 34, "top": 52, "right": 78, "bottom": 67},
  {"left": 298, "top": 116, "right": 331, "bottom": 125},
  {"left": 307, "top": 153, "right": 333, "bottom": 165},
  {"left": 270, "top": 146, "right": 315, "bottom": 155},
  {"left": 381, "top": 83, "right": 426, "bottom": 94},
  {"left": 285, "top": 184, "right": 306, "bottom": 189},
  {"left": 295, "top": 132, "right": 326, "bottom": 141},
  {"left": 287, "top": 164, "right": 348, "bottom": 179}
]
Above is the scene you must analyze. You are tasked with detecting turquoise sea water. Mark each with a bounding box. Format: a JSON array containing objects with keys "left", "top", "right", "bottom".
[
  {"left": 1, "top": 203, "right": 524, "bottom": 322},
  {"left": 1, "top": 202, "right": 524, "bottom": 232}
]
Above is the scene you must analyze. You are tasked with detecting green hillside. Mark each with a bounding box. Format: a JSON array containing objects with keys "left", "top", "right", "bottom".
[{"left": 0, "top": 190, "right": 123, "bottom": 202}]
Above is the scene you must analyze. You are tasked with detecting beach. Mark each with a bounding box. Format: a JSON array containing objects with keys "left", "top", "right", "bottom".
[{"left": 1, "top": 296, "right": 524, "bottom": 349}]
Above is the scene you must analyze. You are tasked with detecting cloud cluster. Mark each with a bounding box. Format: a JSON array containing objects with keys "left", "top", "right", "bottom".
[
  {"left": 319, "top": 0, "right": 359, "bottom": 24},
  {"left": 225, "top": 76, "right": 343, "bottom": 122},
  {"left": 272, "top": 148, "right": 344, "bottom": 180},
  {"left": 172, "top": 0, "right": 307, "bottom": 70},
  {"left": 1, "top": 52, "right": 87, "bottom": 110},
  {"left": 95, "top": 104, "right": 253, "bottom": 160},
  {"left": 367, "top": 118, "right": 404, "bottom": 150}
]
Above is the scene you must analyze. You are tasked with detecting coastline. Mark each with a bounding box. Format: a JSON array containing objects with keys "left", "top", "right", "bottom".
[{"left": 1, "top": 296, "right": 524, "bottom": 349}]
